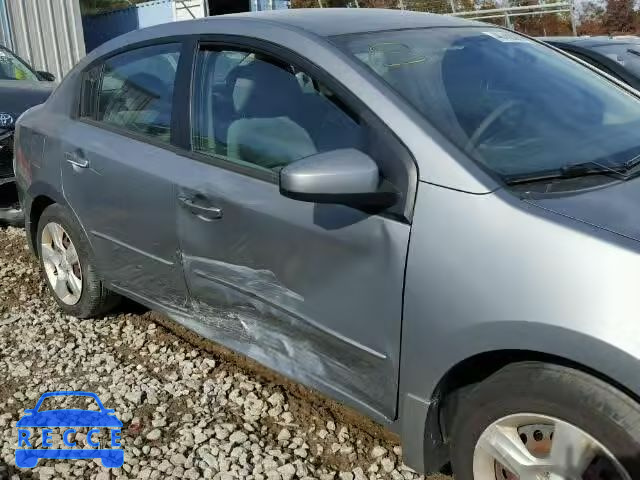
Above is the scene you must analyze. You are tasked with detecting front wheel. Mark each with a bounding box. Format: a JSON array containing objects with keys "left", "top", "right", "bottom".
[{"left": 450, "top": 362, "right": 640, "bottom": 480}]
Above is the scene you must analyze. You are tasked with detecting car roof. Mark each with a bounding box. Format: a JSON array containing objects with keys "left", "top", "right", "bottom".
[
  {"left": 219, "top": 8, "right": 480, "bottom": 36},
  {"left": 121, "top": 8, "right": 481, "bottom": 41},
  {"left": 540, "top": 35, "right": 640, "bottom": 48},
  {"left": 83, "top": 9, "right": 489, "bottom": 68}
]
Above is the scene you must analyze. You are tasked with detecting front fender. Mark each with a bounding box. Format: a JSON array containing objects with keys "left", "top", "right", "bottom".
[
  {"left": 399, "top": 182, "right": 640, "bottom": 472},
  {"left": 400, "top": 322, "right": 640, "bottom": 473}
]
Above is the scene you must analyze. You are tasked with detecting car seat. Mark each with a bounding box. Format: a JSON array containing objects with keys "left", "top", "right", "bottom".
[
  {"left": 105, "top": 72, "right": 173, "bottom": 138},
  {"left": 226, "top": 60, "right": 317, "bottom": 169}
]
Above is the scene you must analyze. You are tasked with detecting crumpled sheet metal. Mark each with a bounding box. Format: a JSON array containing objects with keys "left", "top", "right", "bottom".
[{"left": 172, "top": 256, "right": 397, "bottom": 420}]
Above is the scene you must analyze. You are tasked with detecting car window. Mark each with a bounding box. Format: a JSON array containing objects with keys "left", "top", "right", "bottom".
[
  {"left": 91, "top": 43, "right": 181, "bottom": 144},
  {"left": 335, "top": 28, "right": 640, "bottom": 180},
  {"left": 0, "top": 47, "right": 39, "bottom": 81},
  {"left": 38, "top": 395, "right": 101, "bottom": 412},
  {"left": 191, "top": 47, "right": 364, "bottom": 172}
]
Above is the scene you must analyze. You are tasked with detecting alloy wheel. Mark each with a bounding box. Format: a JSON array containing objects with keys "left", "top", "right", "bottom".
[
  {"left": 473, "top": 413, "right": 631, "bottom": 480},
  {"left": 41, "top": 222, "right": 82, "bottom": 305}
]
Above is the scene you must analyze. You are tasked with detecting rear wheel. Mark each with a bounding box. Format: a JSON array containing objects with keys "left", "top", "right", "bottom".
[
  {"left": 450, "top": 362, "right": 640, "bottom": 480},
  {"left": 37, "top": 204, "right": 119, "bottom": 318}
]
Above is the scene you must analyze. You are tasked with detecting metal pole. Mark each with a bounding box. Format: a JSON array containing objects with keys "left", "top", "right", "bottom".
[
  {"left": 504, "top": 12, "right": 512, "bottom": 28},
  {"left": 452, "top": 2, "right": 571, "bottom": 16},
  {"left": 468, "top": 9, "right": 571, "bottom": 20},
  {"left": 505, "top": 0, "right": 512, "bottom": 28}
]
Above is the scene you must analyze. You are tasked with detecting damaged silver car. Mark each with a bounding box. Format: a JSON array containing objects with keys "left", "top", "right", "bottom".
[{"left": 15, "top": 9, "right": 640, "bottom": 480}]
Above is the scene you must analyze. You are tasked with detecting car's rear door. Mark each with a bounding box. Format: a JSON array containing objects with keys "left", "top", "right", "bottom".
[
  {"left": 60, "top": 42, "right": 189, "bottom": 309},
  {"left": 173, "top": 40, "right": 416, "bottom": 422}
]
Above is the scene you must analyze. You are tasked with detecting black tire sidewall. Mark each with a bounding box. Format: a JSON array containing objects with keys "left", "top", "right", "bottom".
[
  {"left": 451, "top": 363, "right": 640, "bottom": 480},
  {"left": 36, "top": 204, "right": 99, "bottom": 318}
]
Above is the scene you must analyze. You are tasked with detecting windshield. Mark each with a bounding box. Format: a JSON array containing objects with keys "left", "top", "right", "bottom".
[
  {"left": 37, "top": 395, "right": 101, "bottom": 412},
  {"left": 334, "top": 28, "right": 640, "bottom": 179},
  {"left": 0, "top": 47, "right": 39, "bottom": 81}
]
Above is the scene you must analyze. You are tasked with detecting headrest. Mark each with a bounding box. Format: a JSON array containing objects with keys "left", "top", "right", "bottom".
[
  {"left": 126, "top": 73, "right": 170, "bottom": 100},
  {"left": 231, "top": 60, "right": 301, "bottom": 117}
]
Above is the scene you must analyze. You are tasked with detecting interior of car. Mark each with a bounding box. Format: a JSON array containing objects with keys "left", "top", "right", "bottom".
[{"left": 193, "top": 49, "right": 364, "bottom": 170}]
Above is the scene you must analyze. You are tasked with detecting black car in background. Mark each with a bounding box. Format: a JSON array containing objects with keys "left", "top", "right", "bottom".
[
  {"left": 0, "top": 45, "right": 55, "bottom": 224},
  {"left": 540, "top": 36, "right": 640, "bottom": 91}
]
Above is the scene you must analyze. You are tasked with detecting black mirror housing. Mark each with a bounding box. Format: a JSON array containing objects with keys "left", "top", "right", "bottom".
[{"left": 37, "top": 71, "right": 55, "bottom": 82}]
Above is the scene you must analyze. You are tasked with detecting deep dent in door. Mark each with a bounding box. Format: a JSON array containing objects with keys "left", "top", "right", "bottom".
[{"left": 170, "top": 253, "right": 398, "bottom": 421}]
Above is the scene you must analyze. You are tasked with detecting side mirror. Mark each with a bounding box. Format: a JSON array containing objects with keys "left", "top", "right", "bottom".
[
  {"left": 37, "top": 71, "right": 55, "bottom": 82},
  {"left": 279, "top": 148, "right": 398, "bottom": 208}
]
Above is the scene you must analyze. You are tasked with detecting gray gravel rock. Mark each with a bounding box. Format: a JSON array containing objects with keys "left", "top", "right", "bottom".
[{"left": 0, "top": 227, "right": 436, "bottom": 480}]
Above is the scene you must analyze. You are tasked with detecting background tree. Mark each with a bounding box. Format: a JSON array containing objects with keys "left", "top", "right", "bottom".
[
  {"left": 578, "top": 1, "right": 606, "bottom": 34},
  {"left": 602, "top": 0, "right": 636, "bottom": 32}
]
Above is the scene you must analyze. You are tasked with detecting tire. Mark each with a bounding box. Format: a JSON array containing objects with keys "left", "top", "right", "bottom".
[
  {"left": 450, "top": 361, "right": 640, "bottom": 480},
  {"left": 37, "top": 203, "right": 120, "bottom": 318}
]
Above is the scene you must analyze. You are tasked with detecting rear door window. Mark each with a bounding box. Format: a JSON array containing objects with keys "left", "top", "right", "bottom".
[{"left": 84, "top": 43, "right": 181, "bottom": 144}]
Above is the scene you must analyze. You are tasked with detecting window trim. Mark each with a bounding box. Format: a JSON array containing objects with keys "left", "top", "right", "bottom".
[
  {"left": 186, "top": 34, "right": 418, "bottom": 220},
  {"left": 79, "top": 63, "right": 104, "bottom": 120},
  {"left": 76, "top": 116, "right": 192, "bottom": 158}
]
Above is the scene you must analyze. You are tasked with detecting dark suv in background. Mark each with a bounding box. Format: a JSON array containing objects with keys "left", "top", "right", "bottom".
[
  {"left": 0, "top": 45, "right": 54, "bottom": 224},
  {"left": 541, "top": 35, "right": 640, "bottom": 90}
]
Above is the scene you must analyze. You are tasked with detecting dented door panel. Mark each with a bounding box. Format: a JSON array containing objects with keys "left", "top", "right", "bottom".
[{"left": 176, "top": 163, "right": 409, "bottom": 422}]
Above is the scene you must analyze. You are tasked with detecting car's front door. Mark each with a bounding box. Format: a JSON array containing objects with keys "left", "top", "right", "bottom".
[
  {"left": 61, "top": 43, "right": 188, "bottom": 309},
  {"left": 174, "top": 43, "right": 415, "bottom": 421}
]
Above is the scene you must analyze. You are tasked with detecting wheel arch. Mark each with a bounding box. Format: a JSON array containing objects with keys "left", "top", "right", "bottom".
[
  {"left": 25, "top": 182, "right": 79, "bottom": 258},
  {"left": 28, "top": 194, "right": 56, "bottom": 257},
  {"left": 421, "top": 347, "right": 640, "bottom": 473}
]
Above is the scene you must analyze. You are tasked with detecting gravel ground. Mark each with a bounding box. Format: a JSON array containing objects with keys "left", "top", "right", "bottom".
[{"left": 0, "top": 226, "right": 451, "bottom": 480}]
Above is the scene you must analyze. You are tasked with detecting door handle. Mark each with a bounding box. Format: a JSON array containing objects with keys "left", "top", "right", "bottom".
[
  {"left": 178, "top": 196, "right": 223, "bottom": 220},
  {"left": 65, "top": 152, "right": 89, "bottom": 169}
]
